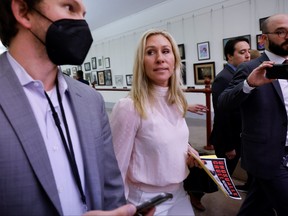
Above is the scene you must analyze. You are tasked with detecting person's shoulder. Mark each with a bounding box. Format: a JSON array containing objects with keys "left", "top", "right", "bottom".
[
  {"left": 115, "top": 97, "right": 134, "bottom": 110},
  {"left": 65, "top": 75, "right": 98, "bottom": 95},
  {"left": 215, "top": 66, "right": 232, "bottom": 79}
]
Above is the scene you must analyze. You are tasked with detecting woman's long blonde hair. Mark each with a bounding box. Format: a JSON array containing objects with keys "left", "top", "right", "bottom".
[{"left": 130, "top": 29, "right": 187, "bottom": 118}]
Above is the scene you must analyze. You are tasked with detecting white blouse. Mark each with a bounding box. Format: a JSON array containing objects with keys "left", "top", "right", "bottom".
[{"left": 110, "top": 86, "right": 189, "bottom": 194}]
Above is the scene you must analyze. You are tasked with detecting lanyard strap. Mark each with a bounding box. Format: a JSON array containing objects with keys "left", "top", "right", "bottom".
[{"left": 44, "top": 82, "right": 86, "bottom": 207}]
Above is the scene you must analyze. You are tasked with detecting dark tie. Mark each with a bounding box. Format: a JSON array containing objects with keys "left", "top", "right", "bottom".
[{"left": 283, "top": 59, "right": 288, "bottom": 64}]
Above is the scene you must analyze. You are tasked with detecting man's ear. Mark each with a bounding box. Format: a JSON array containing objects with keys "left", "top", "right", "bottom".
[{"left": 11, "top": 0, "right": 32, "bottom": 29}]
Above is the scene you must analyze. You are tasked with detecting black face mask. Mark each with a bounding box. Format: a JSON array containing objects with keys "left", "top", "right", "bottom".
[{"left": 32, "top": 9, "right": 93, "bottom": 65}]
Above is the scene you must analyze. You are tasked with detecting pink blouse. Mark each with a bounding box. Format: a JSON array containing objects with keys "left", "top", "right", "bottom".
[{"left": 110, "top": 86, "right": 189, "bottom": 194}]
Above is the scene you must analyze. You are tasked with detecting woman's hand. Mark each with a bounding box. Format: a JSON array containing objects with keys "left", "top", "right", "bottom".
[{"left": 187, "top": 145, "right": 201, "bottom": 168}]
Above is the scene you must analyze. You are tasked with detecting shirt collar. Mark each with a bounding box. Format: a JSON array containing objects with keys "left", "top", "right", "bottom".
[
  {"left": 7, "top": 52, "right": 68, "bottom": 96},
  {"left": 264, "top": 50, "right": 287, "bottom": 64},
  {"left": 226, "top": 63, "right": 237, "bottom": 72}
]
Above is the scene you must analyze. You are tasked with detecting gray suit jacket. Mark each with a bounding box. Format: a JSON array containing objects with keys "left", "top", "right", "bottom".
[{"left": 0, "top": 53, "right": 126, "bottom": 215}]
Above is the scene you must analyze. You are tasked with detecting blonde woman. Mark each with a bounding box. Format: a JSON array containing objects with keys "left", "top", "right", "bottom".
[{"left": 110, "top": 29, "right": 199, "bottom": 215}]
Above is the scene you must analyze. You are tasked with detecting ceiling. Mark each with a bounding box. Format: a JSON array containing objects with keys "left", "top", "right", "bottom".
[
  {"left": 0, "top": 0, "right": 169, "bottom": 52},
  {"left": 82, "top": 0, "right": 169, "bottom": 31}
]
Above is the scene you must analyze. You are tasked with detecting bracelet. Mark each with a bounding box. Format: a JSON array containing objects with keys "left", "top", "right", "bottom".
[{"left": 246, "top": 78, "right": 257, "bottom": 88}]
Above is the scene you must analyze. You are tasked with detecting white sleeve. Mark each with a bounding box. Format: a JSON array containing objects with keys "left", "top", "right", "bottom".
[{"left": 109, "top": 98, "right": 140, "bottom": 195}]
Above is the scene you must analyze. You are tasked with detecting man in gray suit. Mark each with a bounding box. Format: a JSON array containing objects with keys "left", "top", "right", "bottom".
[
  {"left": 218, "top": 14, "right": 288, "bottom": 215},
  {"left": 0, "top": 0, "right": 148, "bottom": 215}
]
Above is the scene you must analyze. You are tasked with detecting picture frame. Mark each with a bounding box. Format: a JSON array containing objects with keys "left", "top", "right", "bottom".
[
  {"left": 256, "top": 34, "right": 265, "bottom": 51},
  {"left": 105, "top": 57, "right": 111, "bottom": 68},
  {"left": 84, "top": 62, "right": 91, "bottom": 71},
  {"left": 259, "top": 16, "right": 269, "bottom": 31},
  {"left": 91, "top": 57, "right": 97, "bottom": 69},
  {"left": 197, "top": 41, "right": 210, "bottom": 60},
  {"left": 193, "top": 62, "right": 215, "bottom": 85},
  {"left": 91, "top": 71, "right": 97, "bottom": 85},
  {"left": 77, "top": 65, "right": 82, "bottom": 71},
  {"left": 126, "top": 74, "right": 133, "bottom": 86},
  {"left": 66, "top": 68, "right": 71, "bottom": 76},
  {"left": 97, "top": 56, "right": 104, "bottom": 69},
  {"left": 97, "top": 71, "right": 105, "bottom": 86},
  {"left": 85, "top": 72, "right": 91, "bottom": 84},
  {"left": 223, "top": 35, "right": 251, "bottom": 60},
  {"left": 115, "top": 75, "right": 123, "bottom": 87},
  {"left": 178, "top": 44, "right": 185, "bottom": 60},
  {"left": 72, "top": 66, "right": 77, "bottom": 74},
  {"left": 181, "top": 61, "right": 187, "bottom": 85},
  {"left": 104, "top": 70, "right": 112, "bottom": 86}
]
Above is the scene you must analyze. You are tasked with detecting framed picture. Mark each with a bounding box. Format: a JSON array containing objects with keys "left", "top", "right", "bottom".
[
  {"left": 97, "top": 56, "right": 104, "bottom": 69},
  {"left": 91, "top": 57, "right": 97, "bottom": 69},
  {"left": 72, "top": 66, "right": 77, "bottom": 74},
  {"left": 115, "top": 75, "right": 123, "bottom": 87},
  {"left": 223, "top": 35, "right": 251, "bottom": 60},
  {"left": 104, "top": 69, "right": 112, "bottom": 86},
  {"left": 256, "top": 34, "right": 265, "bottom": 51},
  {"left": 197, "top": 41, "right": 210, "bottom": 60},
  {"left": 84, "top": 62, "right": 91, "bottom": 71},
  {"left": 259, "top": 16, "right": 269, "bottom": 31},
  {"left": 105, "top": 57, "right": 111, "bottom": 68},
  {"left": 77, "top": 65, "right": 82, "bottom": 71},
  {"left": 85, "top": 72, "right": 91, "bottom": 84},
  {"left": 181, "top": 61, "right": 186, "bottom": 85},
  {"left": 126, "top": 74, "right": 133, "bottom": 86},
  {"left": 193, "top": 62, "right": 215, "bottom": 85},
  {"left": 178, "top": 44, "right": 185, "bottom": 60},
  {"left": 97, "top": 71, "right": 105, "bottom": 86},
  {"left": 91, "top": 71, "right": 97, "bottom": 85},
  {"left": 66, "top": 68, "right": 71, "bottom": 76}
]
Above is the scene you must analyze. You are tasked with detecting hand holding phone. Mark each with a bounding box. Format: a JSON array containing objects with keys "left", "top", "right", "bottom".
[
  {"left": 134, "top": 192, "right": 173, "bottom": 216},
  {"left": 265, "top": 64, "right": 288, "bottom": 79}
]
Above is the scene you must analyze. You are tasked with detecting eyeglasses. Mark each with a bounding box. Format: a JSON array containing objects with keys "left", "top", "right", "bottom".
[{"left": 264, "top": 29, "right": 288, "bottom": 38}]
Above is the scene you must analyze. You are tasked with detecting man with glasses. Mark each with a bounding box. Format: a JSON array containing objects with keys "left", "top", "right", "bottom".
[{"left": 218, "top": 14, "right": 288, "bottom": 215}]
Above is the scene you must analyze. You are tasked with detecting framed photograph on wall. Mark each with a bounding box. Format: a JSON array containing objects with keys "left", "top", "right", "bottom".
[
  {"left": 104, "top": 70, "right": 112, "bottom": 86},
  {"left": 178, "top": 44, "right": 185, "bottom": 60},
  {"left": 91, "top": 57, "right": 97, "bottom": 69},
  {"left": 97, "top": 71, "right": 105, "bottom": 86},
  {"left": 259, "top": 16, "right": 269, "bottom": 31},
  {"left": 256, "top": 34, "right": 265, "bottom": 51},
  {"left": 91, "top": 71, "right": 97, "bottom": 85},
  {"left": 197, "top": 41, "right": 210, "bottom": 60},
  {"left": 105, "top": 57, "right": 111, "bottom": 68},
  {"left": 97, "top": 56, "right": 104, "bottom": 69},
  {"left": 72, "top": 66, "right": 77, "bottom": 74},
  {"left": 77, "top": 65, "right": 82, "bottom": 71},
  {"left": 85, "top": 72, "right": 91, "bottom": 84},
  {"left": 126, "top": 74, "right": 133, "bottom": 86},
  {"left": 66, "top": 68, "right": 71, "bottom": 76},
  {"left": 223, "top": 35, "right": 251, "bottom": 60},
  {"left": 84, "top": 62, "right": 91, "bottom": 71},
  {"left": 181, "top": 61, "right": 187, "bottom": 85},
  {"left": 193, "top": 62, "right": 215, "bottom": 85},
  {"left": 66, "top": 69, "right": 71, "bottom": 76},
  {"left": 115, "top": 75, "right": 123, "bottom": 87}
]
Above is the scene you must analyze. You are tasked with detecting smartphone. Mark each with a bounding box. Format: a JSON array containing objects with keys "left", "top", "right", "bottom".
[
  {"left": 135, "top": 192, "right": 173, "bottom": 215},
  {"left": 265, "top": 64, "right": 288, "bottom": 79}
]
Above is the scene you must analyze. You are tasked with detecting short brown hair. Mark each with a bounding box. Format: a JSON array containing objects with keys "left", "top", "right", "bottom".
[{"left": 0, "top": 0, "right": 41, "bottom": 47}]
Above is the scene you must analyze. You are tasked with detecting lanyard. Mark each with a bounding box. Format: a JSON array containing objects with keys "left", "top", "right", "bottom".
[{"left": 44, "top": 81, "right": 87, "bottom": 209}]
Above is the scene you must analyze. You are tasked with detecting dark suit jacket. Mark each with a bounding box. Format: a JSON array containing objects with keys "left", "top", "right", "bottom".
[
  {"left": 0, "top": 53, "right": 126, "bottom": 215},
  {"left": 78, "top": 78, "right": 90, "bottom": 85},
  {"left": 218, "top": 53, "right": 287, "bottom": 179},
  {"left": 210, "top": 64, "right": 242, "bottom": 156}
]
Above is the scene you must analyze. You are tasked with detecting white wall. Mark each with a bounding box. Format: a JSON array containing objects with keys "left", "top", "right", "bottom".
[{"left": 62, "top": 0, "right": 288, "bottom": 112}]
